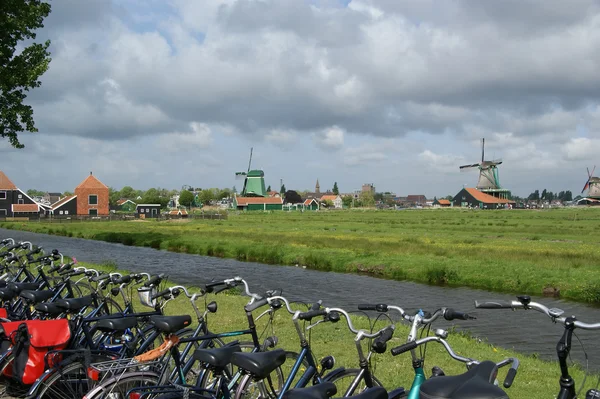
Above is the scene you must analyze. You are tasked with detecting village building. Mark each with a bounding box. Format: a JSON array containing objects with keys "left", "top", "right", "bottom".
[
  {"left": 74, "top": 172, "right": 110, "bottom": 216},
  {"left": 433, "top": 198, "right": 451, "bottom": 208},
  {"left": 302, "top": 198, "right": 319, "bottom": 210},
  {"left": 0, "top": 171, "right": 43, "bottom": 218},
  {"left": 320, "top": 194, "right": 343, "bottom": 209},
  {"left": 137, "top": 204, "right": 161, "bottom": 218},
  {"left": 233, "top": 196, "right": 283, "bottom": 211},
  {"left": 116, "top": 199, "right": 137, "bottom": 212},
  {"left": 50, "top": 195, "right": 77, "bottom": 216},
  {"left": 452, "top": 188, "right": 515, "bottom": 209}
]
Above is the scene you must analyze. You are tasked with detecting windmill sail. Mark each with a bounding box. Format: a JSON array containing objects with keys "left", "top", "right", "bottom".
[
  {"left": 582, "top": 166, "right": 600, "bottom": 197},
  {"left": 459, "top": 138, "right": 503, "bottom": 190}
]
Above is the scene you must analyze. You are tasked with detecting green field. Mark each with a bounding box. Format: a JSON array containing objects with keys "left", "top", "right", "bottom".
[
  {"left": 2, "top": 208, "right": 600, "bottom": 303},
  {"left": 75, "top": 259, "right": 595, "bottom": 399}
]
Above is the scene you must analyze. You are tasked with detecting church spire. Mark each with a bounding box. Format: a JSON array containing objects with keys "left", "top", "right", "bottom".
[{"left": 315, "top": 179, "right": 320, "bottom": 194}]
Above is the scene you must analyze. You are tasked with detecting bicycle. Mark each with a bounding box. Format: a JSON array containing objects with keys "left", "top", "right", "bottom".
[{"left": 475, "top": 295, "right": 600, "bottom": 399}]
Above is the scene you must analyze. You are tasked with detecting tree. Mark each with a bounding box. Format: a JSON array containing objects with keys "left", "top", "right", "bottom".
[
  {"left": 528, "top": 190, "right": 540, "bottom": 201},
  {"left": 1, "top": 1, "right": 52, "bottom": 148},
  {"left": 332, "top": 182, "right": 339, "bottom": 195},
  {"left": 266, "top": 185, "right": 271, "bottom": 192},
  {"left": 142, "top": 188, "right": 168, "bottom": 207},
  {"left": 108, "top": 187, "right": 120, "bottom": 207},
  {"left": 26, "top": 189, "right": 45, "bottom": 197},
  {"left": 280, "top": 184, "right": 286, "bottom": 194},
  {"left": 541, "top": 189, "right": 547, "bottom": 200},
  {"left": 374, "top": 192, "right": 384, "bottom": 202},
  {"left": 564, "top": 190, "right": 573, "bottom": 201},
  {"left": 120, "top": 186, "right": 135, "bottom": 199},
  {"left": 342, "top": 195, "right": 353, "bottom": 208},
  {"left": 179, "top": 190, "right": 194, "bottom": 208},
  {"left": 322, "top": 199, "right": 334, "bottom": 208},
  {"left": 284, "top": 190, "right": 302, "bottom": 204},
  {"left": 359, "top": 191, "right": 375, "bottom": 207},
  {"left": 199, "top": 189, "right": 214, "bottom": 205}
]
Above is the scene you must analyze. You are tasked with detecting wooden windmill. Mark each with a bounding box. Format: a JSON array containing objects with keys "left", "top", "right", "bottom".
[
  {"left": 235, "top": 148, "right": 267, "bottom": 197},
  {"left": 581, "top": 166, "right": 600, "bottom": 199},
  {"left": 459, "top": 138, "right": 511, "bottom": 199}
]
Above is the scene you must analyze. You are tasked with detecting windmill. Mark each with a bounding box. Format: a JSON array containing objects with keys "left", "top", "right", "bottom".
[
  {"left": 581, "top": 166, "right": 600, "bottom": 199},
  {"left": 459, "top": 138, "right": 510, "bottom": 199},
  {"left": 235, "top": 148, "right": 267, "bottom": 197}
]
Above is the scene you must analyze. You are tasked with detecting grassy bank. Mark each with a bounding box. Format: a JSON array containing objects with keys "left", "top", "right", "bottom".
[
  {"left": 2, "top": 208, "right": 600, "bottom": 303},
  {"left": 81, "top": 260, "right": 596, "bottom": 399}
]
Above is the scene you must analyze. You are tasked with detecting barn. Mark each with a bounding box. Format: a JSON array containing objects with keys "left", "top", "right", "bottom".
[
  {"left": 233, "top": 196, "right": 283, "bottom": 211},
  {"left": 452, "top": 188, "right": 515, "bottom": 209}
]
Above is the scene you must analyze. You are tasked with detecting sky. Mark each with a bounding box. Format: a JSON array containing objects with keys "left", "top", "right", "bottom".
[{"left": 2, "top": 0, "right": 600, "bottom": 198}]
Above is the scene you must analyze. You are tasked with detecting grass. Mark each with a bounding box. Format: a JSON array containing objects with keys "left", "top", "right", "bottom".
[
  {"left": 81, "top": 260, "right": 599, "bottom": 399},
  {"left": 3, "top": 207, "right": 600, "bottom": 303}
]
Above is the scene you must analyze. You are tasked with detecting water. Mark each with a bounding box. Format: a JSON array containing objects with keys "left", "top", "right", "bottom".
[{"left": 2, "top": 227, "right": 600, "bottom": 371}]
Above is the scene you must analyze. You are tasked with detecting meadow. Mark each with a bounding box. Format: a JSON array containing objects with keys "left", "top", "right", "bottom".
[
  {"left": 2, "top": 207, "right": 600, "bottom": 303},
  {"left": 77, "top": 259, "right": 597, "bottom": 399}
]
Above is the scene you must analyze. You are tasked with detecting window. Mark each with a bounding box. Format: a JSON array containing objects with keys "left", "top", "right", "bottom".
[
  {"left": 140, "top": 208, "right": 144, "bottom": 213},
  {"left": 17, "top": 194, "right": 22, "bottom": 199},
  {"left": 59, "top": 211, "right": 64, "bottom": 215},
  {"left": 89, "top": 209, "right": 98, "bottom": 216},
  {"left": 0, "top": 191, "right": 6, "bottom": 200},
  {"left": 64, "top": 210, "right": 69, "bottom": 215},
  {"left": 18, "top": 199, "right": 24, "bottom": 204},
  {"left": 146, "top": 208, "right": 150, "bottom": 212},
  {"left": 89, "top": 195, "right": 98, "bottom": 205}
]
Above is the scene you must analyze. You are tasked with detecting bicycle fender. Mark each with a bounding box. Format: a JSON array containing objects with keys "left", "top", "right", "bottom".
[
  {"left": 388, "top": 387, "right": 407, "bottom": 399},
  {"left": 321, "top": 366, "right": 347, "bottom": 382}
]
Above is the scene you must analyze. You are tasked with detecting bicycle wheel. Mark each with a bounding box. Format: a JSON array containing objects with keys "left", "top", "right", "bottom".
[
  {"left": 31, "top": 360, "right": 90, "bottom": 399},
  {"left": 324, "top": 368, "right": 383, "bottom": 397},
  {"left": 82, "top": 371, "right": 162, "bottom": 399}
]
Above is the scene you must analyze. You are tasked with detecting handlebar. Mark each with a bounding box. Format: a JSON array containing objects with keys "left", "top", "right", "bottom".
[
  {"left": 151, "top": 285, "right": 204, "bottom": 301},
  {"left": 300, "top": 306, "right": 392, "bottom": 339},
  {"left": 143, "top": 274, "right": 164, "bottom": 287},
  {"left": 475, "top": 297, "right": 600, "bottom": 330},
  {"left": 359, "top": 304, "right": 474, "bottom": 323},
  {"left": 372, "top": 325, "right": 395, "bottom": 353}
]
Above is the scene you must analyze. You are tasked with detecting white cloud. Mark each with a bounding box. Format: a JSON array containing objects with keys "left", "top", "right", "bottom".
[
  {"left": 418, "top": 150, "right": 466, "bottom": 173},
  {"left": 159, "top": 122, "right": 213, "bottom": 153},
  {"left": 313, "top": 126, "right": 345, "bottom": 150},
  {"left": 265, "top": 129, "right": 297, "bottom": 149},
  {"left": 563, "top": 137, "right": 600, "bottom": 161}
]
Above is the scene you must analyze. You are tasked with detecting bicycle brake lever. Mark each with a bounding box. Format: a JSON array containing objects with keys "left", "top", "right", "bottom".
[{"left": 306, "top": 319, "right": 326, "bottom": 330}]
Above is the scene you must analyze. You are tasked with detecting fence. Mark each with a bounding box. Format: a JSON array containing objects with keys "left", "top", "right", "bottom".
[{"left": 0, "top": 212, "right": 227, "bottom": 223}]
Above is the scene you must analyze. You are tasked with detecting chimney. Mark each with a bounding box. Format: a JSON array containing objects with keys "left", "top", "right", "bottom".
[{"left": 90, "top": 171, "right": 93, "bottom": 175}]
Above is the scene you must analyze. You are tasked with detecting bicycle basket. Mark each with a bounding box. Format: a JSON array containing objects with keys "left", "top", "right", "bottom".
[{"left": 137, "top": 286, "right": 157, "bottom": 308}]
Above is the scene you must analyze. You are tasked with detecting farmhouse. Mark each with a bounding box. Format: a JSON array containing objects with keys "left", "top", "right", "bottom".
[
  {"left": 452, "top": 188, "right": 515, "bottom": 209},
  {"left": 74, "top": 173, "right": 110, "bottom": 215},
  {"left": 233, "top": 196, "right": 283, "bottom": 211},
  {"left": 433, "top": 198, "right": 451, "bottom": 208},
  {"left": 137, "top": 204, "right": 161, "bottom": 218},
  {"left": 303, "top": 198, "right": 319, "bottom": 210},
  {"left": 320, "top": 194, "right": 342, "bottom": 209},
  {"left": 0, "top": 171, "right": 42, "bottom": 218},
  {"left": 51, "top": 195, "right": 77, "bottom": 216},
  {"left": 116, "top": 199, "right": 137, "bottom": 212}
]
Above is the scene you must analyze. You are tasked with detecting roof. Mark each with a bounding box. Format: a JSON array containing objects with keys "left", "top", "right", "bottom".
[
  {"left": 268, "top": 191, "right": 280, "bottom": 197},
  {"left": 303, "top": 199, "right": 318, "bottom": 205},
  {"left": 235, "top": 197, "right": 283, "bottom": 205},
  {"left": 436, "top": 199, "right": 451, "bottom": 205},
  {"left": 75, "top": 174, "right": 108, "bottom": 190},
  {"left": 136, "top": 204, "right": 161, "bottom": 207},
  {"left": 464, "top": 188, "right": 515, "bottom": 204},
  {"left": 51, "top": 195, "right": 77, "bottom": 209},
  {"left": 169, "top": 209, "right": 188, "bottom": 215},
  {"left": 0, "top": 171, "right": 17, "bottom": 190},
  {"left": 12, "top": 204, "right": 40, "bottom": 213},
  {"left": 117, "top": 199, "right": 135, "bottom": 206},
  {"left": 320, "top": 195, "right": 340, "bottom": 201}
]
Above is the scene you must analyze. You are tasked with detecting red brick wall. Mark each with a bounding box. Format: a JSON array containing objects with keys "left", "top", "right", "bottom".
[{"left": 74, "top": 187, "right": 109, "bottom": 215}]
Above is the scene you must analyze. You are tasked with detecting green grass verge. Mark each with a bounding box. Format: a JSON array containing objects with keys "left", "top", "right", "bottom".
[
  {"left": 3, "top": 207, "right": 600, "bottom": 303},
  {"left": 81, "top": 260, "right": 598, "bottom": 399}
]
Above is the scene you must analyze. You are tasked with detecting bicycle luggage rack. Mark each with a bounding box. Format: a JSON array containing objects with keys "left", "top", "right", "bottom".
[{"left": 87, "top": 357, "right": 166, "bottom": 385}]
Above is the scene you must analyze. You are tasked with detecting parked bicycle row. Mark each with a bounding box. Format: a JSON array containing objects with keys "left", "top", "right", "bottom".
[{"left": 0, "top": 238, "right": 599, "bottom": 399}]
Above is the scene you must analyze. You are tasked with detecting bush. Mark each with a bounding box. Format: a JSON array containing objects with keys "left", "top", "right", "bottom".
[{"left": 426, "top": 266, "right": 458, "bottom": 285}]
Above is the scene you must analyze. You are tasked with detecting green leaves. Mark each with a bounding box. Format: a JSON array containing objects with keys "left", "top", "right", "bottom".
[{"left": 0, "top": 0, "right": 52, "bottom": 148}]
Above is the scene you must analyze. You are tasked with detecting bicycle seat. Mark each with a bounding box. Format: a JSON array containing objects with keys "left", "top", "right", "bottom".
[
  {"left": 150, "top": 315, "right": 191, "bottom": 333},
  {"left": 193, "top": 342, "right": 242, "bottom": 368},
  {"left": 0, "top": 288, "right": 18, "bottom": 301},
  {"left": 35, "top": 302, "right": 64, "bottom": 316},
  {"left": 420, "top": 361, "right": 509, "bottom": 399},
  {"left": 344, "top": 387, "right": 387, "bottom": 399},
  {"left": 7, "top": 282, "right": 41, "bottom": 293},
  {"left": 231, "top": 348, "right": 286, "bottom": 380},
  {"left": 283, "top": 382, "right": 338, "bottom": 399},
  {"left": 95, "top": 316, "right": 138, "bottom": 332},
  {"left": 55, "top": 295, "right": 95, "bottom": 311},
  {"left": 20, "top": 289, "right": 54, "bottom": 303}
]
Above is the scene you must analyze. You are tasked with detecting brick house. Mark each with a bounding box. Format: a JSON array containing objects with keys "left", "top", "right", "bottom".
[{"left": 74, "top": 173, "right": 109, "bottom": 216}]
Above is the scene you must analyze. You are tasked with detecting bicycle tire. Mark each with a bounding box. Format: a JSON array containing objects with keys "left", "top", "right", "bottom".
[
  {"left": 324, "top": 368, "right": 383, "bottom": 397},
  {"left": 81, "top": 370, "right": 162, "bottom": 399},
  {"left": 30, "top": 359, "right": 91, "bottom": 399}
]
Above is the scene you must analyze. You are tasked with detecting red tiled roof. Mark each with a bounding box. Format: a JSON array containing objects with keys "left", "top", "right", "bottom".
[
  {"left": 12, "top": 204, "right": 39, "bottom": 213},
  {"left": 236, "top": 197, "right": 283, "bottom": 205},
  {"left": 75, "top": 174, "right": 108, "bottom": 190},
  {"left": 0, "top": 171, "right": 17, "bottom": 190},
  {"left": 169, "top": 209, "right": 188, "bottom": 215},
  {"left": 51, "top": 195, "right": 76, "bottom": 209},
  {"left": 437, "top": 199, "right": 451, "bottom": 205},
  {"left": 464, "top": 188, "right": 515, "bottom": 204},
  {"left": 117, "top": 199, "right": 135, "bottom": 206},
  {"left": 320, "top": 195, "right": 339, "bottom": 201},
  {"left": 303, "top": 199, "right": 317, "bottom": 206}
]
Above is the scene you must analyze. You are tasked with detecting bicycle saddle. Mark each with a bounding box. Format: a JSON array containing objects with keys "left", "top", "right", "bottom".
[
  {"left": 231, "top": 348, "right": 286, "bottom": 380},
  {"left": 7, "top": 282, "right": 41, "bottom": 293},
  {"left": 55, "top": 295, "right": 95, "bottom": 311},
  {"left": 0, "top": 288, "right": 18, "bottom": 301},
  {"left": 420, "top": 361, "right": 509, "bottom": 399},
  {"left": 95, "top": 316, "right": 138, "bottom": 332},
  {"left": 35, "top": 302, "right": 64, "bottom": 316},
  {"left": 283, "top": 382, "right": 338, "bottom": 399},
  {"left": 193, "top": 342, "right": 241, "bottom": 368},
  {"left": 150, "top": 315, "right": 191, "bottom": 334},
  {"left": 20, "top": 289, "right": 54, "bottom": 304}
]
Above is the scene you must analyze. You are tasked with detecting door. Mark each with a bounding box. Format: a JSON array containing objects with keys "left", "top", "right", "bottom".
[
  {"left": 89, "top": 209, "right": 98, "bottom": 216},
  {"left": 152, "top": 208, "right": 158, "bottom": 217}
]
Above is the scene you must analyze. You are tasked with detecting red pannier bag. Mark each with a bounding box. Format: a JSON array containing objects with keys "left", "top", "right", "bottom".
[
  {"left": 0, "top": 308, "right": 7, "bottom": 319},
  {"left": 9, "top": 319, "right": 71, "bottom": 385}
]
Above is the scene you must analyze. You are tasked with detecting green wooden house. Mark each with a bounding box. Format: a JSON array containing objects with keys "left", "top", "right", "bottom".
[{"left": 233, "top": 196, "right": 283, "bottom": 211}]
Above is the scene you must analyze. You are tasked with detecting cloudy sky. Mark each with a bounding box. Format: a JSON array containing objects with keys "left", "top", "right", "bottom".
[{"left": 2, "top": 0, "right": 600, "bottom": 198}]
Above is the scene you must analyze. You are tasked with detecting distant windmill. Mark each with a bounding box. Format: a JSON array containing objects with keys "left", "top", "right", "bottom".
[
  {"left": 459, "top": 138, "right": 511, "bottom": 199},
  {"left": 581, "top": 166, "right": 600, "bottom": 198},
  {"left": 235, "top": 148, "right": 267, "bottom": 197}
]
